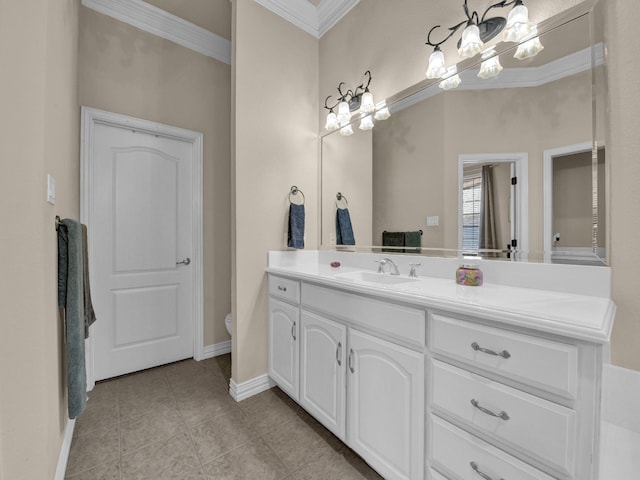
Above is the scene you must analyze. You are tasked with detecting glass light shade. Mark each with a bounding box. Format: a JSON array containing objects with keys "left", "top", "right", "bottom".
[
  {"left": 503, "top": 4, "right": 531, "bottom": 42},
  {"left": 426, "top": 47, "right": 447, "bottom": 79},
  {"left": 360, "top": 91, "right": 375, "bottom": 113},
  {"left": 337, "top": 101, "right": 351, "bottom": 124},
  {"left": 359, "top": 113, "right": 374, "bottom": 131},
  {"left": 339, "top": 124, "right": 354, "bottom": 136},
  {"left": 324, "top": 111, "right": 338, "bottom": 131},
  {"left": 439, "top": 66, "right": 461, "bottom": 90},
  {"left": 458, "top": 24, "right": 483, "bottom": 59},
  {"left": 514, "top": 27, "right": 544, "bottom": 60},
  {"left": 374, "top": 100, "right": 391, "bottom": 120},
  {"left": 477, "top": 49, "right": 503, "bottom": 79}
]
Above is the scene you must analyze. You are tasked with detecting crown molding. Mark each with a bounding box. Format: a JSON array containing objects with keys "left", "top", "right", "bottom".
[
  {"left": 82, "top": 0, "right": 231, "bottom": 65},
  {"left": 318, "top": 0, "right": 360, "bottom": 37},
  {"left": 254, "top": 0, "right": 359, "bottom": 38},
  {"left": 254, "top": 0, "right": 319, "bottom": 37}
]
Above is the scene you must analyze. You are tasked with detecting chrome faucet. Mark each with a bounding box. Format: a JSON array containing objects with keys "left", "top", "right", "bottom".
[{"left": 376, "top": 258, "right": 400, "bottom": 275}]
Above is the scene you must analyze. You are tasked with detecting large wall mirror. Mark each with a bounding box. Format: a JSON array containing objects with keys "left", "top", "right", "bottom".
[{"left": 320, "top": 1, "right": 606, "bottom": 265}]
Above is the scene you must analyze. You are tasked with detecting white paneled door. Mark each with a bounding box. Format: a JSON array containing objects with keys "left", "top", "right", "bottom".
[{"left": 83, "top": 109, "right": 203, "bottom": 382}]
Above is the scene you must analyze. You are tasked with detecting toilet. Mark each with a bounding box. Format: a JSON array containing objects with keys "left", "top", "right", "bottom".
[{"left": 225, "top": 312, "right": 232, "bottom": 336}]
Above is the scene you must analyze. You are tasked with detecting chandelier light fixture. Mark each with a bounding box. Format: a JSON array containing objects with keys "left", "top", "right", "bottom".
[
  {"left": 324, "top": 71, "right": 390, "bottom": 136},
  {"left": 425, "top": 0, "right": 542, "bottom": 89}
]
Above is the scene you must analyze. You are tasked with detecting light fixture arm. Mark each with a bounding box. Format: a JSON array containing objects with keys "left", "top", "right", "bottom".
[
  {"left": 324, "top": 95, "right": 339, "bottom": 112},
  {"left": 426, "top": 20, "right": 468, "bottom": 48},
  {"left": 480, "top": 0, "right": 519, "bottom": 23}
]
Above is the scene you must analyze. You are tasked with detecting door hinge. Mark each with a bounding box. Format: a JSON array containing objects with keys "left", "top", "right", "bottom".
[
  {"left": 511, "top": 239, "right": 518, "bottom": 247},
  {"left": 511, "top": 176, "right": 518, "bottom": 185}
]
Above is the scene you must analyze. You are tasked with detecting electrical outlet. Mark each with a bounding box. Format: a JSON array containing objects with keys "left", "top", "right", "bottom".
[{"left": 426, "top": 215, "right": 439, "bottom": 227}]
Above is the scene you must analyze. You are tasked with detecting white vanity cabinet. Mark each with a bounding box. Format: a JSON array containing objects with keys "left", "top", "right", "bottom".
[
  {"left": 266, "top": 264, "right": 611, "bottom": 480},
  {"left": 347, "top": 327, "right": 424, "bottom": 480},
  {"left": 269, "top": 276, "right": 426, "bottom": 480},
  {"left": 428, "top": 312, "right": 600, "bottom": 480},
  {"left": 299, "top": 310, "right": 347, "bottom": 440},
  {"left": 268, "top": 276, "right": 301, "bottom": 401}
]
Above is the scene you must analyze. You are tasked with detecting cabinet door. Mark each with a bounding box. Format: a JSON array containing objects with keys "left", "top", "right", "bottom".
[
  {"left": 268, "top": 298, "right": 299, "bottom": 401},
  {"left": 300, "top": 311, "right": 347, "bottom": 441},
  {"left": 347, "top": 329, "right": 425, "bottom": 480}
]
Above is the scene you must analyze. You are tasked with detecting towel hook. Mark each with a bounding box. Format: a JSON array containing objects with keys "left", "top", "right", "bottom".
[
  {"left": 336, "top": 192, "right": 349, "bottom": 208},
  {"left": 55, "top": 215, "right": 65, "bottom": 231},
  {"left": 289, "top": 186, "right": 305, "bottom": 205}
]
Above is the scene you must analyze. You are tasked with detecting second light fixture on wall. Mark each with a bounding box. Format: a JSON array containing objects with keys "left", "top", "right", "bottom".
[{"left": 324, "top": 71, "right": 390, "bottom": 136}]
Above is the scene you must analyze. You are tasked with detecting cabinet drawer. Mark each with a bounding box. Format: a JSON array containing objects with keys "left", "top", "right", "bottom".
[
  {"left": 431, "top": 360, "right": 575, "bottom": 475},
  {"left": 302, "top": 283, "right": 425, "bottom": 347},
  {"left": 431, "top": 314, "right": 578, "bottom": 399},
  {"left": 430, "top": 415, "right": 556, "bottom": 480},
  {"left": 269, "top": 275, "right": 300, "bottom": 304}
]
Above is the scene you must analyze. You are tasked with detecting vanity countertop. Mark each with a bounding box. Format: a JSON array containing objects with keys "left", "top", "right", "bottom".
[{"left": 266, "top": 257, "right": 615, "bottom": 344}]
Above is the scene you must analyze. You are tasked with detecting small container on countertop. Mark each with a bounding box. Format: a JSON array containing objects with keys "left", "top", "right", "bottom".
[{"left": 456, "top": 264, "right": 483, "bottom": 286}]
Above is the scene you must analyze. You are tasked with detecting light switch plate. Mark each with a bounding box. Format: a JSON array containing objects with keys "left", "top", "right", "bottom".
[
  {"left": 426, "top": 215, "right": 439, "bottom": 227},
  {"left": 47, "top": 174, "right": 56, "bottom": 205}
]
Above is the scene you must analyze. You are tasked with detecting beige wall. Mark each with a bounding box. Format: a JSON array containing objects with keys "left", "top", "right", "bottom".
[
  {"left": 78, "top": 6, "right": 232, "bottom": 347},
  {"left": 606, "top": 0, "right": 640, "bottom": 371},
  {"left": 0, "top": 1, "right": 79, "bottom": 478},
  {"left": 232, "top": 1, "right": 319, "bottom": 383},
  {"left": 143, "top": 0, "right": 232, "bottom": 39}
]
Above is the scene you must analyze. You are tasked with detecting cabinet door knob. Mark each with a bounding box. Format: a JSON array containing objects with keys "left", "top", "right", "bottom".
[
  {"left": 348, "top": 349, "right": 355, "bottom": 373},
  {"left": 277, "top": 285, "right": 287, "bottom": 292},
  {"left": 291, "top": 321, "right": 296, "bottom": 341},
  {"left": 471, "top": 342, "right": 511, "bottom": 359},
  {"left": 336, "top": 342, "right": 342, "bottom": 366},
  {"left": 470, "top": 399, "right": 510, "bottom": 421}
]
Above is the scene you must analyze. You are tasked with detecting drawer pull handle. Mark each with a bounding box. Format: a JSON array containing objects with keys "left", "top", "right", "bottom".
[
  {"left": 277, "top": 285, "right": 287, "bottom": 292},
  {"left": 336, "top": 342, "right": 342, "bottom": 366},
  {"left": 291, "top": 321, "right": 296, "bottom": 341},
  {"left": 471, "top": 399, "right": 510, "bottom": 421},
  {"left": 348, "top": 349, "right": 355, "bottom": 373},
  {"left": 471, "top": 342, "right": 511, "bottom": 359},
  {"left": 470, "top": 461, "right": 503, "bottom": 480}
]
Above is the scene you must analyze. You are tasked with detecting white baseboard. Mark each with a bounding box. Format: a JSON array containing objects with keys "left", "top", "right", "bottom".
[
  {"left": 54, "top": 418, "right": 76, "bottom": 480},
  {"left": 229, "top": 374, "right": 276, "bottom": 402},
  {"left": 202, "top": 340, "right": 231, "bottom": 359}
]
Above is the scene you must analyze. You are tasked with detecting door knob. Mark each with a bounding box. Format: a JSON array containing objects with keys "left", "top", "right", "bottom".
[{"left": 177, "top": 257, "right": 191, "bottom": 266}]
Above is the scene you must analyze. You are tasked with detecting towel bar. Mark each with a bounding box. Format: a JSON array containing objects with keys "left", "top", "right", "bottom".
[
  {"left": 383, "top": 230, "right": 423, "bottom": 235},
  {"left": 336, "top": 192, "right": 349, "bottom": 208},
  {"left": 289, "top": 186, "right": 305, "bottom": 205}
]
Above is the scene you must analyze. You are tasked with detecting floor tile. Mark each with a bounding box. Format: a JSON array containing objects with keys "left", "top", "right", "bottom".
[
  {"left": 189, "top": 408, "right": 259, "bottom": 464},
  {"left": 177, "top": 385, "right": 239, "bottom": 425},
  {"left": 65, "top": 423, "right": 119, "bottom": 477},
  {"left": 238, "top": 388, "right": 306, "bottom": 434},
  {"left": 202, "top": 354, "right": 232, "bottom": 381},
  {"left": 118, "top": 384, "right": 177, "bottom": 421},
  {"left": 73, "top": 385, "right": 119, "bottom": 437},
  {"left": 120, "top": 432, "right": 201, "bottom": 479},
  {"left": 261, "top": 414, "right": 337, "bottom": 472},
  {"left": 120, "top": 408, "right": 186, "bottom": 454},
  {"left": 202, "top": 437, "right": 289, "bottom": 480},
  {"left": 64, "top": 458, "right": 120, "bottom": 480}
]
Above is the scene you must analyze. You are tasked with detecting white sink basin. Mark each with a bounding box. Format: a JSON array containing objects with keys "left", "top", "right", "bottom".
[{"left": 335, "top": 270, "right": 419, "bottom": 286}]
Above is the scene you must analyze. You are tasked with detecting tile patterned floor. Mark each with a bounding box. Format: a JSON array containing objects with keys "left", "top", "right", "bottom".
[{"left": 65, "top": 354, "right": 383, "bottom": 479}]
